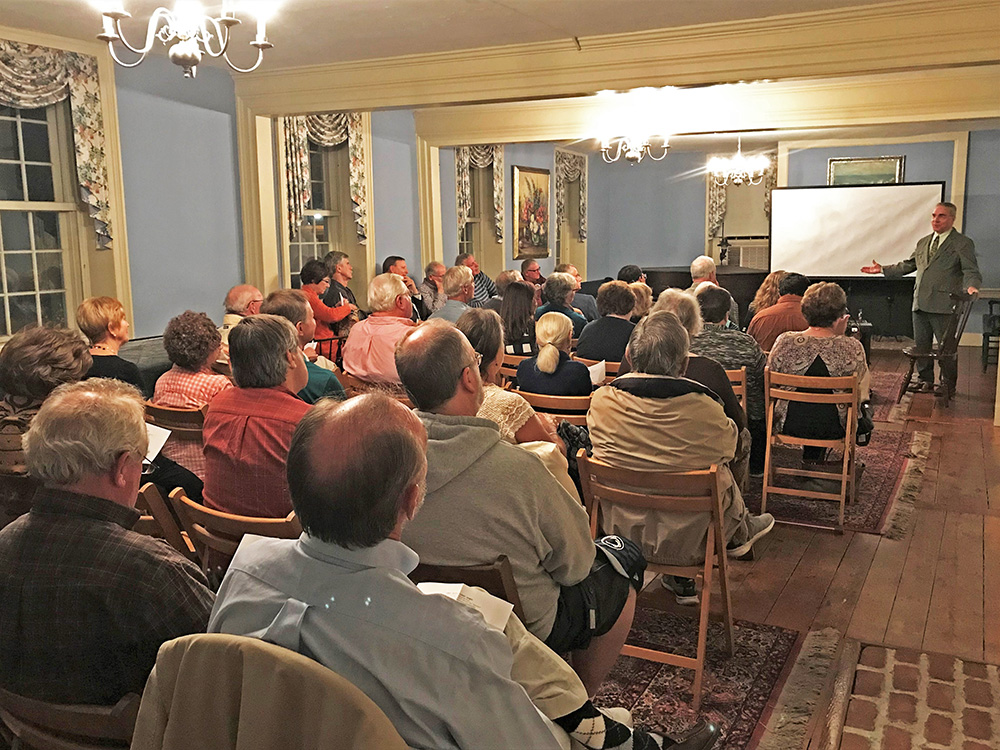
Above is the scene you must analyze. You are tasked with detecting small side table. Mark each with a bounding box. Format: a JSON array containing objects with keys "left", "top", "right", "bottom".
[{"left": 980, "top": 289, "right": 1000, "bottom": 371}]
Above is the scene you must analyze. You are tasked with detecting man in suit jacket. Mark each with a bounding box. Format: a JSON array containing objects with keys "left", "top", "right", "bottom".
[{"left": 862, "top": 202, "right": 981, "bottom": 393}]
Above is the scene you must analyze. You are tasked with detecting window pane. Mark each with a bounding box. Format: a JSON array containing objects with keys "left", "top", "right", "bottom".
[
  {"left": 5, "top": 253, "right": 35, "bottom": 293},
  {"left": 21, "top": 122, "right": 50, "bottom": 163},
  {"left": 32, "top": 212, "right": 60, "bottom": 249},
  {"left": 0, "top": 163, "right": 23, "bottom": 201},
  {"left": 1, "top": 212, "right": 31, "bottom": 251},
  {"left": 0, "top": 120, "right": 18, "bottom": 160},
  {"left": 299, "top": 222, "right": 315, "bottom": 243},
  {"left": 39, "top": 292, "right": 66, "bottom": 327},
  {"left": 8, "top": 296, "right": 38, "bottom": 332},
  {"left": 19, "top": 108, "right": 47, "bottom": 122},
  {"left": 36, "top": 253, "right": 63, "bottom": 290},
  {"left": 0, "top": 106, "right": 14, "bottom": 117},
  {"left": 25, "top": 164, "right": 54, "bottom": 202},
  {"left": 310, "top": 183, "right": 325, "bottom": 211}
]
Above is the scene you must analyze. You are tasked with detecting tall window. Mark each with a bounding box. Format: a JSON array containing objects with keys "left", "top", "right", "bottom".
[
  {"left": 459, "top": 166, "right": 493, "bottom": 262},
  {"left": 0, "top": 102, "right": 79, "bottom": 335}
]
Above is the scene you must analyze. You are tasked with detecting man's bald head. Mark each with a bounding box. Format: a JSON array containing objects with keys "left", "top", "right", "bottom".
[
  {"left": 287, "top": 394, "right": 427, "bottom": 549},
  {"left": 395, "top": 320, "right": 477, "bottom": 412},
  {"left": 224, "top": 284, "right": 263, "bottom": 316}
]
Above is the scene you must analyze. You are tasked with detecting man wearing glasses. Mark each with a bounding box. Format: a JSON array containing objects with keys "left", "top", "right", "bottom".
[{"left": 418, "top": 261, "right": 448, "bottom": 315}]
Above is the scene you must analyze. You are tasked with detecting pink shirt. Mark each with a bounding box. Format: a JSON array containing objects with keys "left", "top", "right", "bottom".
[{"left": 341, "top": 315, "right": 415, "bottom": 384}]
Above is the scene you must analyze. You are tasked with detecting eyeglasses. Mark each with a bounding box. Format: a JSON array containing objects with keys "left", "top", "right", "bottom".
[
  {"left": 467, "top": 352, "right": 483, "bottom": 370},
  {"left": 141, "top": 458, "right": 155, "bottom": 476}
]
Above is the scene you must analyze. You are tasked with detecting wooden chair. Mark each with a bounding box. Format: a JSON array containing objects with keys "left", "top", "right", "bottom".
[
  {"left": 516, "top": 391, "right": 591, "bottom": 426},
  {"left": 762, "top": 367, "right": 859, "bottom": 530},
  {"left": 576, "top": 452, "right": 734, "bottom": 712},
  {"left": 133, "top": 482, "right": 197, "bottom": 561},
  {"left": 0, "top": 688, "right": 139, "bottom": 750},
  {"left": 573, "top": 357, "right": 622, "bottom": 384},
  {"left": 898, "top": 291, "right": 977, "bottom": 407},
  {"left": 725, "top": 366, "right": 747, "bottom": 408},
  {"left": 143, "top": 402, "right": 208, "bottom": 438},
  {"left": 210, "top": 360, "right": 232, "bottom": 379},
  {"left": 408, "top": 554, "right": 526, "bottom": 624},
  {"left": 499, "top": 354, "right": 531, "bottom": 386},
  {"left": 167, "top": 489, "right": 301, "bottom": 575}
]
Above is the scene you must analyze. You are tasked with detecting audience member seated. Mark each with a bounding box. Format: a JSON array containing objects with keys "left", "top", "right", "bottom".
[
  {"left": 555, "top": 263, "right": 598, "bottom": 321},
  {"left": 220, "top": 284, "right": 263, "bottom": 355},
  {"left": 688, "top": 255, "right": 740, "bottom": 328},
  {"left": 483, "top": 269, "right": 522, "bottom": 312},
  {"left": 429, "top": 265, "right": 474, "bottom": 324},
  {"left": 260, "top": 290, "right": 346, "bottom": 404},
  {"left": 747, "top": 272, "right": 811, "bottom": 352},
  {"left": 383, "top": 255, "right": 427, "bottom": 320},
  {"left": 395, "top": 322, "right": 639, "bottom": 697},
  {"left": 458, "top": 252, "right": 498, "bottom": 308},
  {"left": 152, "top": 311, "right": 233, "bottom": 480},
  {"left": 692, "top": 285, "right": 767, "bottom": 474},
  {"left": 769, "top": 282, "right": 871, "bottom": 462},
  {"left": 748, "top": 270, "right": 788, "bottom": 322},
  {"left": 521, "top": 258, "right": 546, "bottom": 306},
  {"left": 418, "top": 260, "right": 448, "bottom": 314},
  {"left": 628, "top": 281, "right": 653, "bottom": 324},
  {"left": 616, "top": 264, "right": 646, "bottom": 284},
  {"left": 575, "top": 281, "right": 636, "bottom": 363},
  {"left": 209, "top": 394, "right": 712, "bottom": 750},
  {"left": 203, "top": 315, "right": 310, "bottom": 517},
  {"left": 299, "top": 259, "right": 353, "bottom": 359},
  {"left": 588, "top": 312, "right": 774, "bottom": 604},
  {"left": 341, "top": 273, "right": 417, "bottom": 384},
  {"left": 517, "top": 313, "right": 592, "bottom": 397},
  {"left": 77, "top": 296, "right": 143, "bottom": 392},
  {"left": 500, "top": 280, "right": 538, "bottom": 356},
  {"left": 0, "top": 327, "right": 91, "bottom": 477},
  {"left": 0, "top": 379, "right": 214, "bottom": 704},
  {"left": 535, "top": 273, "right": 587, "bottom": 337}
]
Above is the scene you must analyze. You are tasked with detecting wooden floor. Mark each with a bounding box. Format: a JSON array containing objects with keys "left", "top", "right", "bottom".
[{"left": 640, "top": 345, "right": 1000, "bottom": 665}]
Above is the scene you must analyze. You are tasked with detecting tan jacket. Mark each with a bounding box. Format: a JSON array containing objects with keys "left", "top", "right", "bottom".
[{"left": 587, "top": 375, "right": 747, "bottom": 566}]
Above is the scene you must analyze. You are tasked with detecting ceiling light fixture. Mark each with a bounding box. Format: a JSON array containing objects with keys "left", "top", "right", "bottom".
[
  {"left": 92, "top": 1, "right": 276, "bottom": 79},
  {"left": 601, "top": 136, "right": 670, "bottom": 165},
  {"left": 707, "top": 137, "right": 770, "bottom": 186}
]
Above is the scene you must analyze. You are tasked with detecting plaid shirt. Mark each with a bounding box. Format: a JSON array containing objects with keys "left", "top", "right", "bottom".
[
  {"left": 690, "top": 322, "right": 767, "bottom": 422},
  {"left": 152, "top": 365, "right": 233, "bottom": 479},
  {"left": 0, "top": 488, "right": 214, "bottom": 704},
  {"left": 203, "top": 386, "right": 311, "bottom": 517}
]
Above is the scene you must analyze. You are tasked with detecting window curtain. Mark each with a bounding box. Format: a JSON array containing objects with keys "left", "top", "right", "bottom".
[
  {"left": 456, "top": 145, "right": 504, "bottom": 243},
  {"left": 0, "top": 39, "right": 114, "bottom": 248},
  {"left": 281, "top": 112, "right": 368, "bottom": 243},
  {"left": 707, "top": 151, "right": 778, "bottom": 239},
  {"left": 554, "top": 149, "right": 587, "bottom": 241}
]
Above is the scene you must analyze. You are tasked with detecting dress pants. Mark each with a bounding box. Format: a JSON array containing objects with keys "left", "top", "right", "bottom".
[{"left": 912, "top": 310, "right": 956, "bottom": 387}]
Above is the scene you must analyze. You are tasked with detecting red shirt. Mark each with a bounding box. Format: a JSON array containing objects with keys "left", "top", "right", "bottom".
[
  {"left": 202, "top": 386, "right": 311, "bottom": 518},
  {"left": 747, "top": 295, "right": 809, "bottom": 352},
  {"left": 303, "top": 287, "right": 352, "bottom": 341}
]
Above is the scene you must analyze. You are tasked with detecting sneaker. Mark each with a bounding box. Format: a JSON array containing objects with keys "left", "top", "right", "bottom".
[
  {"left": 661, "top": 575, "right": 699, "bottom": 605},
  {"left": 727, "top": 513, "right": 775, "bottom": 558}
]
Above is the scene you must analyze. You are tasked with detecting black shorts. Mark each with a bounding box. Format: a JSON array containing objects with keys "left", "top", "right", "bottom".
[{"left": 543, "top": 556, "right": 631, "bottom": 653}]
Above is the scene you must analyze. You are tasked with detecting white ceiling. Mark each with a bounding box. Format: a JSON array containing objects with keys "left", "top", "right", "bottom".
[{"left": 2, "top": 0, "right": 894, "bottom": 70}]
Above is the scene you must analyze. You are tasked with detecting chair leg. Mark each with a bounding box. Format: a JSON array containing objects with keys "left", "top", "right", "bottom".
[
  {"left": 762, "top": 413, "right": 774, "bottom": 515},
  {"left": 897, "top": 358, "right": 915, "bottom": 403},
  {"left": 691, "top": 527, "right": 715, "bottom": 713},
  {"left": 715, "top": 522, "right": 735, "bottom": 656},
  {"left": 838, "top": 441, "right": 850, "bottom": 530}
]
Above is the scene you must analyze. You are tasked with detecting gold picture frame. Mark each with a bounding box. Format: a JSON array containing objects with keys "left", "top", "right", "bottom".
[
  {"left": 827, "top": 156, "right": 905, "bottom": 186},
  {"left": 512, "top": 165, "right": 550, "bottom": 259}
]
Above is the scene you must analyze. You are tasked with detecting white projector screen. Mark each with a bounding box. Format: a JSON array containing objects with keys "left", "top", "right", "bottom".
[{"left": 770, "top": 183, "right": 944, "bottom": 277}]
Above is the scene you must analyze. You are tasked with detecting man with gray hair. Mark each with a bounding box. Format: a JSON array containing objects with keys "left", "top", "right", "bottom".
[
  {"left": 203, "top": 314, "right": 310, "bottom": 518},
  {"left": 418, "top": 260, "right": 448, "bottom": 314},
  {"left": 483, "top": 269, "right": 522, "bottom": 312},
  {"left": 341, "top": 273, "right": 416, "bottom": 384},
  {"left": 0, "top": 379, "right": 214, "bottom": 705},
  {"left": 428, "top": 265, "right": 474, "bottom": 324},
  {"left": 588, "top": 311, "right": 773, "bottom": 605},
  {"left": 457, "top": 252, "right": 498, "bottom": 307},
  {"left": 221, "top": 284, "right": 263, "bottom": 343},
  {"left": 687, "top": 255, "right": 740, "bottom": 328},
  {"left": 555, "top": 263, "right": 598, "bottom": 322}
]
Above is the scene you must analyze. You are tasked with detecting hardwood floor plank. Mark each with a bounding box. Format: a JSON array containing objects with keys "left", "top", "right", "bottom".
[
  {"left": 847, "top": 533, "right": 911, "bottom": 645},
  {"left": 884, "top": 508, "right": 946, "bottom": 649},
  {"left": 983, "top": 424, "right": 1000, "bottom": 513},
  {"left": 730, "top": 525, "right": 813, "bottom": 624},
  {"left": 812, "top": 531, "right": 879, "bottom": 633},
  {"left": 765, "top": 530, "right": 853, "bottom": 632},
  {"left": 984, "top": 515, "right": 1000, "bottom": 665},
  {"left": 932, "top": 430, "right": 988, "bottom": 514}
]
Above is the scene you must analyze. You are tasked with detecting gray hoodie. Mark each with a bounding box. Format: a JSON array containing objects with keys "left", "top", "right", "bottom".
[{"left": 401, "top": 411, "right": 595, "bottom": 640}]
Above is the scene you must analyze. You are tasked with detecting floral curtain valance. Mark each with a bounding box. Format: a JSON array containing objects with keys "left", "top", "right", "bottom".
[
  {"left": 706, "top": 152, "right": 778, "bottom": 240},
  {"left": 282, "top": 112, "right": 368, "bottom": 243},
  {"left": 555, "top": 149, "right": 587, "bottom": 242},
  {"left": 456, "top": 145, "right": 504, "bottom": 243},
  {"left": 0, "top": 39, "right": 114, "bottom": 248}
]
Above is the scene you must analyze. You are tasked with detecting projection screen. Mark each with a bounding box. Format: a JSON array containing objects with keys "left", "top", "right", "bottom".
[{"left": 769, "top": 183, "right": 944, "bottom": 277}]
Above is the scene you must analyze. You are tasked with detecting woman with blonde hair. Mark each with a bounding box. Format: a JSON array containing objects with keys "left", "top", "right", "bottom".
[
  {"left": 749, "top": 269, "right": 788, "bottom": 318},
  {"left": 516, "top": 312, "right": 591, "bottom": 396},
  {"left": 628, "top": 281, "right": 653, "bottom": 323},
  {"left": 76, "top": 296, "right": 144, "bottom": 392}
]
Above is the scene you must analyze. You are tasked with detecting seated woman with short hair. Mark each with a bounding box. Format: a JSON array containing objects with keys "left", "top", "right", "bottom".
[
  {"left": 516, "top": 313, "right": 591, "bottom": 397},
  {"left": 77, "top": 296, "right": 144, "bottom": 393},
  {"left": 500, "top": 280, "right": 537, "bottom": 356},
  {"left": 534, "top": 273, "right": 587, "bottom": 338}
]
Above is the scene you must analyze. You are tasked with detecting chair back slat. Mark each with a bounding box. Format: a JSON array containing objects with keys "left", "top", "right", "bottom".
[
  {"left": 939, "top": 292, "right": 977, "bottom": 357},
  {"left": 0, "top": 689, "right": 138, "bottom": 746},
  {"left": 408, "top": 555, "right": 526, "bottom": 624},
  {"left": 586, "top": 484, "right": 714, "bottom": 513},
  {"left": 725, "top": 366, "right": 746, "bottom": 406},
  {"left": 766, "top": 368, "right": 858, "bottom": 404},
  {"left": 134, "top": 483, "right": 196, "bottom": 559},
  {"left": 143, "top": 402, "right": 207, "bottom": 439},
  {"left": 578, "top": 451, "right": 719, "bottom": 516}
]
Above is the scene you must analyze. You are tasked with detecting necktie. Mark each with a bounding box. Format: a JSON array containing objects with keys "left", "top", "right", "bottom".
[{"left": 928, "top": 234, "right": 940, "bottom": 260}]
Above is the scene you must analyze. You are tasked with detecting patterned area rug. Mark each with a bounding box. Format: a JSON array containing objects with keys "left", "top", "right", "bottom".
[
  {"left": 594, "top": 607, "right": 801, "bottom": 750},
  {"left": 869, "top": 371, "right": 907, "bottom": 423},
  {"left": 743, "top": 430, "right": 930, "bottom": 536}
]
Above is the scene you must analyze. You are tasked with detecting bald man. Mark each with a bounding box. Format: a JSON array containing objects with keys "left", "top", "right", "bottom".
[
  {"left": 219, "top": 283, "right": 264, "bottom": 361},
  {"left": 687, "top": 255, "right": 739, "bottom": 328}
]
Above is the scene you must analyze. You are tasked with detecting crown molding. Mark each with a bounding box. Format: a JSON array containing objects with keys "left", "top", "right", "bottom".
[{"left": 233, "top": 0, "right": 1000, "bottom": 115}]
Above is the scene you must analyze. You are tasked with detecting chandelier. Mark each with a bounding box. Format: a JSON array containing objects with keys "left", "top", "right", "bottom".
[
  {"left": 601, "top": 136, "right": 670, "bottom": 165},
  {"left": 707, "top": 137, "right": 770, "bottom": 186},
  {"left": 92, "top": 1, "right": 276, "bottom": 79}
]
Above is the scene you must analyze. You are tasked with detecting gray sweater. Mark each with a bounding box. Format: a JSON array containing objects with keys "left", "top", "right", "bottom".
[{"left": 400, "top": 412, "right": 595, "bottom": 640}]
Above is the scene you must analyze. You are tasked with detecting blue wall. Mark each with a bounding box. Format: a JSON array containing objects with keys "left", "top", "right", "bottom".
[
  {"left": 371, "top": 110, "right": 421, "bottom": 273},
  {"left": 115, "top": 57, "right": 243, "bottom": 337},
  {"left": 586, "top": 151, "right": 708, "bottom": 280},
  {"left": 786, "top": 141, "right": 955, "bottom": 194}
]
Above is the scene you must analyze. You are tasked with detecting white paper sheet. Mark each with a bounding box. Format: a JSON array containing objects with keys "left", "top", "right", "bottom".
[
  {"left": 587, "top": 360, "right": 606, "bottom": 386},
  {"left": 416, "top": 582, "right": 514, "bottom": 631},
  {"left": 145, "top": 422, "right": 171, "bottom": 461}
]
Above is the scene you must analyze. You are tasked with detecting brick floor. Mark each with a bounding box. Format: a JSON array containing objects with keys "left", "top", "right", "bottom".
[{"left": 840, "top": 646, "right": 1000, "bottom": 749}]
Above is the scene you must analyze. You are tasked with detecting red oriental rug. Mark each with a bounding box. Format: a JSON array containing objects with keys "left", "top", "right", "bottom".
[{"left": 869, "top": 370, "right": 908, "bottom": 422}]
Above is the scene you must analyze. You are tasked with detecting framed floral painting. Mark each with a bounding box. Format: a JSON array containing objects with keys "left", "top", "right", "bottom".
[{"left": 513, "top": 165, "right": 550, "bottom": 259}]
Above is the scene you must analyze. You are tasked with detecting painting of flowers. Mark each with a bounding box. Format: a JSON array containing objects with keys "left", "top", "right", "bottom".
[{"left": 513, "top": 166, "right": 550, "bottom": 259}]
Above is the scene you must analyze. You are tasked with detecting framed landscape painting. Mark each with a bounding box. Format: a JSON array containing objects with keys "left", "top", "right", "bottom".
[
  {"left": 513, "top": 165, "right": 550, "bottom": 259},
  {"left": 827, "top": 156, "right": 905, "bottom": 186}
]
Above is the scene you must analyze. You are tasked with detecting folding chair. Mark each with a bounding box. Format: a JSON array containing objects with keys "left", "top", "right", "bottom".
[
  {"left": 408, "top": 554, "right": 526, "bottom": 624},
  {"left": 725, "top": 366, "right": 747, "bottom": 408},
  {"left": 573, "top": 358, "right": 622, "bottom": 385},
  {"left": 762, "top": 367, "right": 858, "bottom": 530},
  {"left": 0, "top": 689, "right": 138, "bottom": 750},
  {"left": 516, "top": 391, "right": 591, "bottom": 426},
  {"left": 133, "top": 482, "right": 197, "bottom": 561},
  {"left": 498, "top": 354, "right": 531, "bottom": 386},
  {"left": 144, "top": 402, "right": 208, "bottom": 439},
  {"left": 577, "top": 452, "right": 734, "bottom": 712}
]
